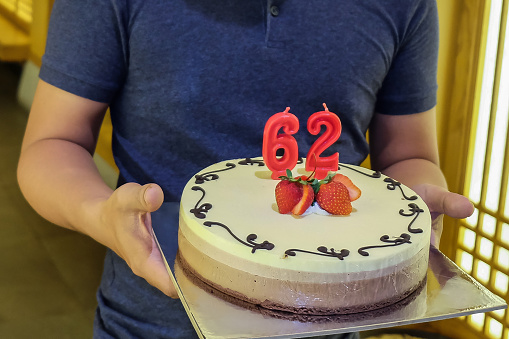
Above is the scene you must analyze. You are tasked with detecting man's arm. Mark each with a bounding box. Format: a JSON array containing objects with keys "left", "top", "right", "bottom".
[
  {"left": 369, "top": 108, "right": 474, "bottom": 247},
  {"left": 17, "top": 80, "right": 176, "bottom": 297}
]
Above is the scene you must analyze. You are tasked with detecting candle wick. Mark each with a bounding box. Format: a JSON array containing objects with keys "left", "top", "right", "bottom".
[
  {"left": 322, "top": 103, "right": 329, "bottom": 111},
  {"left": 308, "top": 153, "right": 318, "bottom": 180}
]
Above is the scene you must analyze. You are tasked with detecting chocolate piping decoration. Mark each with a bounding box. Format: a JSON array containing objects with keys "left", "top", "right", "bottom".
[
  {"left": 399, "top": 203, "right": 424, "bottom": 234},
  {"left": 339, "top": 163, "right": 381, "bottom": 178},
  {"left": 194, "top": 162, "right": 236, "bottom": 184},
  {"left": 284, "top": 247, "right": 350, "bottom": 260},
  {"left": 203, "top": 221, "right": 275, "bottom": 253},
  {"left": 187, "top": 159, "right": 426, "bottom": 259},
  {"left": 238, "top": 158, "right": 265, "bottom": 166},
  {"left": 357, "top": 234, "right": 412, "bottom": 257},
  {"left": 189, "top": 186, "right": 212, "bottom": 219},
  {"left": 189, "top": 180, "right": 274, "bottom": 253},
  {"left": 383, "top": 178, "right": 418, "bottom": 201}
]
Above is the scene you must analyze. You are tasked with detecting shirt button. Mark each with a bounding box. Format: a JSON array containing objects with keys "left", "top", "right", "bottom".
[{"left": 270, "top": 5, "right": 279, "bottom": 17}]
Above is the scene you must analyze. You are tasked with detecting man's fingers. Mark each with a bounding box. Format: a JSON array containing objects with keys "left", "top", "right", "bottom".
[
  {"left": 443, "top": 191, "right": 475, "bottom": 219},
  {"left": 416, "top": 184, "right": 474, "bottom": 219},
  {"left": 430, "top": 214, "right": 444, "bottom": 248},
  {"left": 107, "top": 182, "right": 171, "bottom": 296},
  {"left": 116, "top": 182, "right": 164, "bottom": 212},
  {"left": 138, "top": 239, "right": 179, "bottom": 298},
  {"left": 432, "top": 190, "right": 474, "bottom": 219},
  {"left": 144, "top": 260, "right": 179, "bottom": 298},
  {"left": 142, "top": 184, "right": 164, "bottom": 212}
]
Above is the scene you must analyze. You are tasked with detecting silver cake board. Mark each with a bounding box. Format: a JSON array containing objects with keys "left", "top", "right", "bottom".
[{"left": 152, "top": 202, "right": 507, "bottom": 339}]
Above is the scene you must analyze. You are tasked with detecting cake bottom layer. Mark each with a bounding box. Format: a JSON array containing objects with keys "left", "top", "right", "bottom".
[
  {"left": 175, "top": 251, "right": 427, "bottom": 322},
  {"left": 178, "top": 230, "right": 428, "bottom": 315}
]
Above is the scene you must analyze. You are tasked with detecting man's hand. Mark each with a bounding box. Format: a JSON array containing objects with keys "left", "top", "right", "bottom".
[
  {"left": 99, "top": 182, "right": 178, "bottom": 298},
  {"left": 412, "top": 183, "right": 474, "bottom": 248},
  {"left": 18, "top": 81, "right": 178, "bottom": 298},
  {"left": 369, "top": 109, "right": 475, "bottom": 248}
]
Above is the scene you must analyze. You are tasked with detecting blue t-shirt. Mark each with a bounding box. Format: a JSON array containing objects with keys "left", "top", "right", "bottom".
[
  {"left": 41, "top": 0, "right": 438, "bottom": 202},
  {"left": 40, "top": 0, "right": 438, "bottom": 337}
]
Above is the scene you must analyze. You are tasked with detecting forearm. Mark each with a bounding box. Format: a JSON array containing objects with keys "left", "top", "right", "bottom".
[
  {"left": 17, "top": 81, "right": 175, "bottom": 296},
  {"left": 380, "top": 157, "right": 448, "bottom": 191},
  {"left": 17, "top": 138, "right": 113, "bottom": 242},
  {"left": 369, "top": 109, "right": 447, "bottom": 191}
]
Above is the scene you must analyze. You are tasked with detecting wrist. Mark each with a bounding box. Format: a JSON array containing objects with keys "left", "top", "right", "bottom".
[
  {"left": 75, "top": 190, "right": 115, "bottom": 247},
  {"left": 381, "top": 158, "right": 448, "bottom": 191}
]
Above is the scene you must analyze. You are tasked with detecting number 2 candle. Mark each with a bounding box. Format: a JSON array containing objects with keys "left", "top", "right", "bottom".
[{"left": 306, "top": 104, "right": 342, "bottom": 179}]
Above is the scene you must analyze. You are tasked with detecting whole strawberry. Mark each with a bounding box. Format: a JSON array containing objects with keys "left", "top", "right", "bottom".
[{"left": 315, "top": 181, "right": 352, "bottom": 215}]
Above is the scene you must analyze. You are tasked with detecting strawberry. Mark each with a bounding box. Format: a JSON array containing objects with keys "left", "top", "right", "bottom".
[
  {"left": 315, "top": 181, "right": 352, "bottom": 215},
  {"left": 275, "top": 171, "right": 314, "bottom": 215},
  {"left": 331, "top": 173, "right": 361, "bottom": 201},
  {"left": 275, "top": 180, "right": 302, "bottom": 214},
  {"left": 291, "top": 184, "right": 314, "bottom": 215}
]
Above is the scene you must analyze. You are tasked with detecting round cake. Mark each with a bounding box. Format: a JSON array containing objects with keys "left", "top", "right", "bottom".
[{"left": 177, "top": 157, "right": 431, "bottom": 315}]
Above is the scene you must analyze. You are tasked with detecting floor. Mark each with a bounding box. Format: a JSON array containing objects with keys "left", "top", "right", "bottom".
[{"left": 0, "top": 62, "right": 106, "bottom": 338}]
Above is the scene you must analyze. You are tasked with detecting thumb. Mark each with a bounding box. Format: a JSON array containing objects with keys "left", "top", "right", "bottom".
[
  {"left": 417, "top": 184, "right": 474, "bottom": 219},
  {"left": 141, "top": 183, "right": 164, "bottom": 212},
  {"left": 118, "top": 183, "right": 164, "bottom": 212}
]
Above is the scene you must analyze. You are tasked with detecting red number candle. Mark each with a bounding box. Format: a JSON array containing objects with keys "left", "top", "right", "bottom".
[
  {"left": 306, "top": 103, "right": 342, "bottom": 179},
  {"left": 263, "top": 107, "right": 300, "bottom": 179}
]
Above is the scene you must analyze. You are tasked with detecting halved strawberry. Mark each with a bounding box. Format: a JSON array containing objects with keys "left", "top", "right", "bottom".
[
  {"left": 316, "top": 181, "right": 352, "bottom": 215},
  {"left": 331, "top": 174, "right": 361, "bottom": 201},
  {"left": 275, "top": 180, "right": 302, "bottom": 214},
  {"left": 291, "top": 184, "right": 314, "bottom": 215}
]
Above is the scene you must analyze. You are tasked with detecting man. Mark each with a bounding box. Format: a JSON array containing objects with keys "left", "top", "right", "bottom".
[{"left": 18, "top": 1, "right": 473, "bottom": 337}]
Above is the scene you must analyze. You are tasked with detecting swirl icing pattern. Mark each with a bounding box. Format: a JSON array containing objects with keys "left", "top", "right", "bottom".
[{"left": 187, "top": 158, "right": 428, "bottom": 260}]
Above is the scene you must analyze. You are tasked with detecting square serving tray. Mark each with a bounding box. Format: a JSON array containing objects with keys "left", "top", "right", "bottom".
[{"left": 152, "top": 203, "right": 507, "bottom": 339}]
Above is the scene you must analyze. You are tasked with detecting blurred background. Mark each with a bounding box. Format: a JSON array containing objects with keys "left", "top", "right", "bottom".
[
  {"left": 0, "top": 62, "right": 106, "bottom": 336},
  {"left": 0, "top": 0, "right": 508, "bottom": 338}
]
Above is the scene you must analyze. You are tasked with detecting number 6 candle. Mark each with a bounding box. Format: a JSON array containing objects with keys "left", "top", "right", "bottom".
[
  {"left": 262, "top": 107, "right": 300, "bottom": 179},
  {"left": 306, "top": 103, "right": 342, "bottom": 179}
]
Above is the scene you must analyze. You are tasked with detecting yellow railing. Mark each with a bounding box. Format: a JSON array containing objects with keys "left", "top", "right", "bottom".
[
  {"left": 444, "top": 0, "right": 509, "bottom": 338},
  {"left": 0, "top": 0, "right": 31, "bottom": 62},
  {"left": 0, "top": 0, "right": 32, "bottom": 32}
]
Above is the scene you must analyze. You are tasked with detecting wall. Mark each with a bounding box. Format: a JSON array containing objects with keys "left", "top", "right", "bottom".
[
  {"left": 436, "top": 1, "right": 460, "bottom": 150},
  {"left": 29, "top": 0, "right": 53, "bottom": 67}
]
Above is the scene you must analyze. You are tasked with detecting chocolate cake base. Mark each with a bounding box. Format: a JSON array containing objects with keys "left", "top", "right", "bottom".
[{"left": 175, "top": 251, "right": 426, "bottom": 323}]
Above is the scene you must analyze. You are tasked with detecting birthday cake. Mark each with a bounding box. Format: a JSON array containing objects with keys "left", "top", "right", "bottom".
[{"left": 177, "top": 157, "right": 431, "bottom": 316}]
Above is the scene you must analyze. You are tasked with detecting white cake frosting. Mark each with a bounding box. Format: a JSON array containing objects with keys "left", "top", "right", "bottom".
[{"left": 178, "top": 157, "right": 431, "bottom": 315}]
